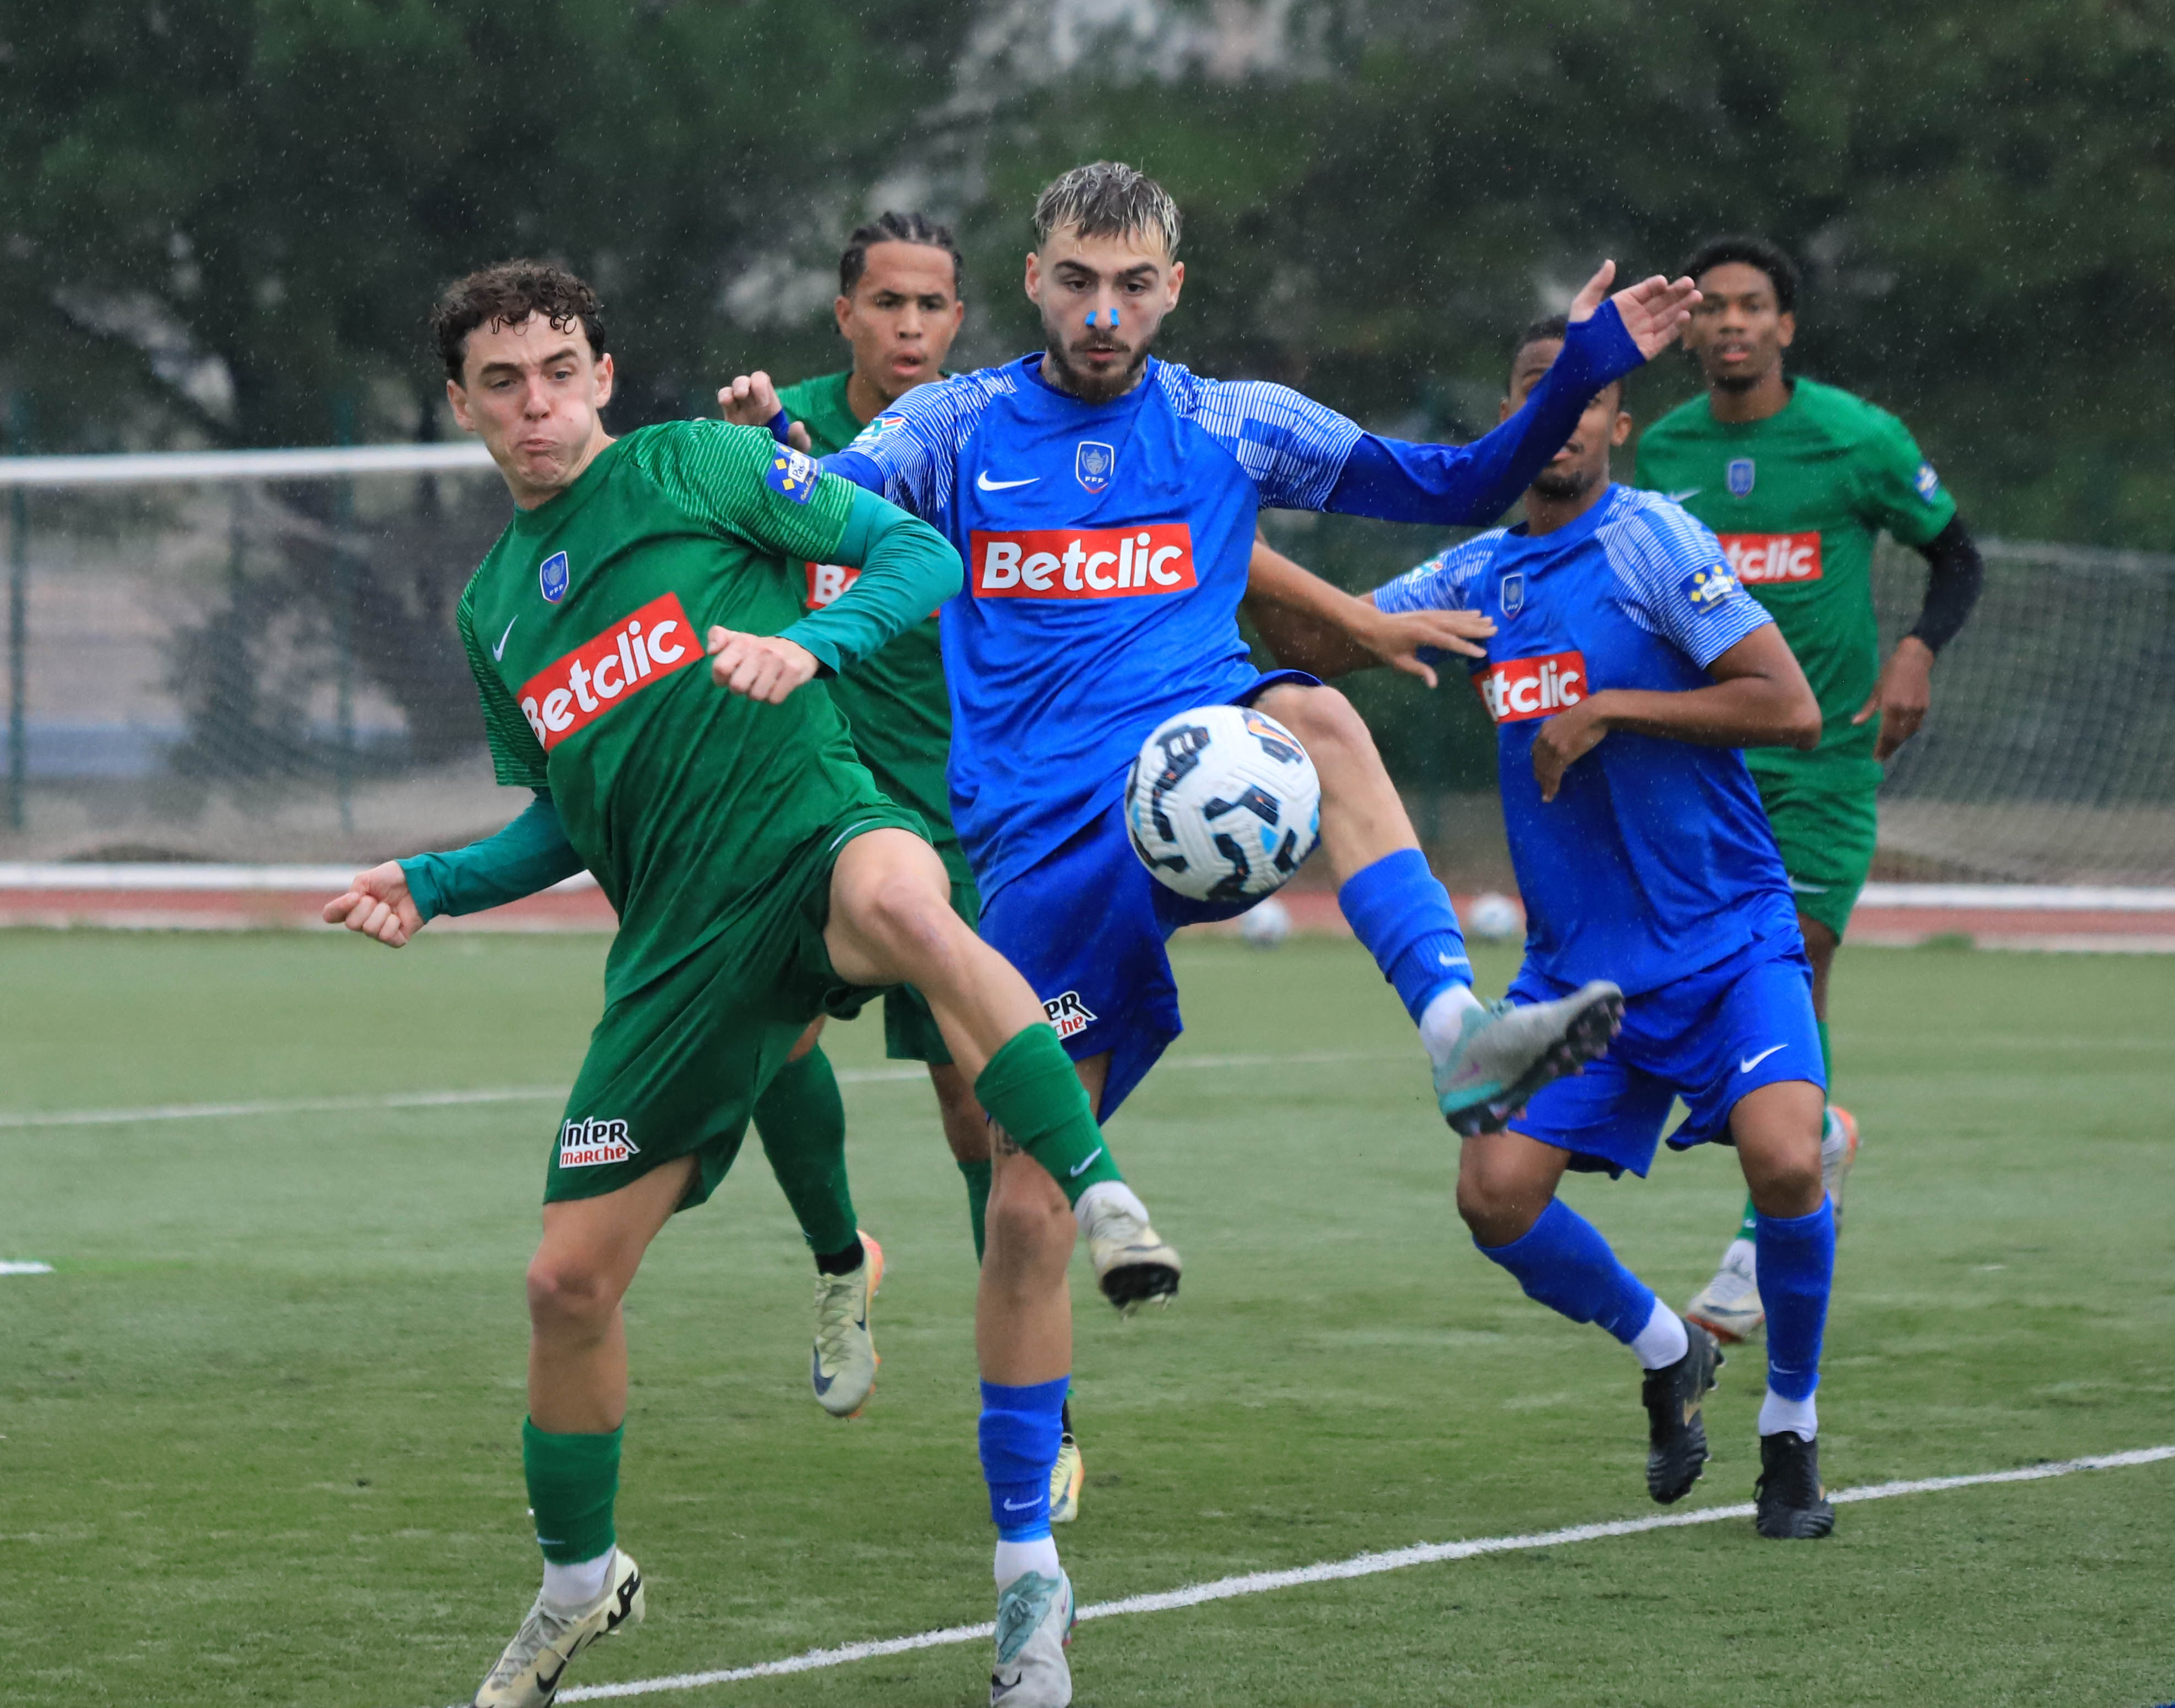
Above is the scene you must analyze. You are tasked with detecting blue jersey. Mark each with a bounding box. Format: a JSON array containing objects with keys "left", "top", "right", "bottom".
[
  {"left": 1374, "top": 484, "right": 1797, "bottom": 994},
  {"left": 826, "top": 309, "right": 1645, "bottom": 899}
]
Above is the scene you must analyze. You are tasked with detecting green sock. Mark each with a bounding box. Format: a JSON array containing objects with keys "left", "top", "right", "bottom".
[
  {"left": 522, "top": 1417, "right": 621, "bottom": 1564},
  {"left": 974, "top": 1025, "right": 1122, "bottom": 1206},
  {"left": 753, "top": 1047, "right": 859, "bottom": 1260},
  {"left": 1817, "top": 1019, "right": 1832, "bottom": 1080},
  {"left": 958, "top": 1157, "right": 992, "bottom": 1262}
]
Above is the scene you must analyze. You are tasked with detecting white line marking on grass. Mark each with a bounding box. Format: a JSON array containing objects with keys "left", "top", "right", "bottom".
[
  {"left": 526, "top": 1444, "right": 2175, "bottom": 1705},
  {"left": 0, "top": 1053, "right": 1399, "bottom": 1131},
  {"left": 0, "top": 1260, "right": 54, "bottom": 1274}
]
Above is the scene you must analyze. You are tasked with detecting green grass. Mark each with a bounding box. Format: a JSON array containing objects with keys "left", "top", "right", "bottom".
[{"left": 3, "top": 930, "right": 2172, "bottom": 1708}]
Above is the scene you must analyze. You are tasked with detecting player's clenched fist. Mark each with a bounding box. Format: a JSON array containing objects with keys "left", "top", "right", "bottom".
[
  {"left": 323, "top": 861, "right": 423, "bottom": 947},
  {"left": 717, "top": 372, "right": 813, "bottom": 453},
  {"left": 708, "top": 627, "right": 818, "bottom": 704}
]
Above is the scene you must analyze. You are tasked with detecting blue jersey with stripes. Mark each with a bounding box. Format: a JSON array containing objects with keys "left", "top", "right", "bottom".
[
  {"left": 823, "top": 310, "right": 1646, "bottom": 899},
  {"left": 1374, "top": 484, "right": 1799, "bottom": 993}
]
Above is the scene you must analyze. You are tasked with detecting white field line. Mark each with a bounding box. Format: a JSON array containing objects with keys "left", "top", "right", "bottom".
[
  {"left": 533, "top": 1444, "right": 2175, "bottom": 1705},
  {"left": 0, "top": 1051, "right": 1403, "bottom": 1132},
  {"left": 0, "top": 1260, "right": 54, "bottom": 1275}
]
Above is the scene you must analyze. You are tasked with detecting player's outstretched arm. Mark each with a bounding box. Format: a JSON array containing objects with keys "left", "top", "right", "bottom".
[
  {"left": 322, "top": 793, "right": 584, "bottom": 943},
  {"left": 1325, "top": 261, "right": 1699, "bottom": 529},
  {"left": 1531, "top": 627, "right": 1820, "bottom": 801},
  {"left": 323, "top": 862, "right": 425, "bottom": 947},
  {"left": 1243, "top": 535, "right": 1493, "bottom": 687}
]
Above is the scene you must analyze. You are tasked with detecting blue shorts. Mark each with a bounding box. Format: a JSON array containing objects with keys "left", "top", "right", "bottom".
[
  {"left": 976, "top": 669, "right": 1316, "bottom": 1120},
  {"left": 1506, "top": 930, "right": 1824, "bottom": 1178}
]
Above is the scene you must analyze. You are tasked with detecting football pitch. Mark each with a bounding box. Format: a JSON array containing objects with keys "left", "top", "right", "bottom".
[{"left": 3, "top": 929, "right": 2171, "bottom": 1708}]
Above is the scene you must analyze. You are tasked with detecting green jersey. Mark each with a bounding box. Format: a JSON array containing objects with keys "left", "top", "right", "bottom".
[
  {"left": 1635, "top": 377, "right": 1955, "bottom": 781},
  {"left": 457, "top": 419, "right": 880, "bottom": 999},
  {"left": 777, "top": 370, "right": 958, "bottom": 863}
]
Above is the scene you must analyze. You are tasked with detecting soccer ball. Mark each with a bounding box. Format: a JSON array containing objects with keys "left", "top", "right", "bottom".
[
  {"left": 1237, "top": 896, "right": 1294, "bottom": 949},
  {"left": 1125, "top": 705, "right": 1321, "bottom": 902},
  {"left": 1468, "top": 890, "right": 1523, "bottom": 941}
]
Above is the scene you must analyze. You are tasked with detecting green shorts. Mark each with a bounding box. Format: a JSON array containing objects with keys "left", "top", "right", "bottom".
[
  {"left": 543, "top": 803, "right": 929, "bottom": 1211},
  {"left": 881, "top": 846, "right": 982, "bottom": 1066},
  {"left": 1748, "top": 752, "right": 1881, "bottom": 943}
]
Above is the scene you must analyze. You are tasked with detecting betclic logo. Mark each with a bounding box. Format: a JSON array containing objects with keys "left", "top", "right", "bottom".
[{"left": 518, "top": 592, "right": 698, "bottom": 751}]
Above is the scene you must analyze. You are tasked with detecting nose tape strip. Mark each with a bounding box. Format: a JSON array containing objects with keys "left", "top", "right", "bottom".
[{"left": 1085, "top": 309, "right": 1122, "bottom": 329}]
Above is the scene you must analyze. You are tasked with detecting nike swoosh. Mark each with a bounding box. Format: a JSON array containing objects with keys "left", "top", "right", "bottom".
[
  {"left": 493, "top": 616, "right": 518, "bottom": 661},
  {"left": 1002, "top": 1497, "right": 1040, "bottom": 1511},
  {"left": 1739, "top": 1044, "right": 1787, "bottom": 1074},
  {"left": 536, "top": 1656, "right": 569, "bottom": 1693},
  {"left": 976, "top": 471, "right": 1039, "bottom": 491},
  {"left": 810, "top": 1348, "right": 836, "bottom": 1396},
  {"left": 1067, "top": 1145, "right": 1106, "bottom": 1179},
  {"left": 1667, "top": 486, "right": 1702, "bottom": 501}
]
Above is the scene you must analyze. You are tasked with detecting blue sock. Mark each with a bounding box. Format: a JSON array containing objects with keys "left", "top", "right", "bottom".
[
  {"left": 1477, "top": 1197, "right": 1656, "bottom": 1343},
  {"left": 1337, "top": 848, "right": 1472, "bottom": 1024},
  {"left": 1756, "top": 1200, "right": 1835, "bottom": 1402},
  {"left": 978, "top": 1376, "right": 1068, "bottom": 1541}
]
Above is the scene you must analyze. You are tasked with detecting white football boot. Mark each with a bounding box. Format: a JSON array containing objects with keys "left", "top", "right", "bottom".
[
  {"left": 1822, "top": 1105, "right": 1861, "bottom": 1230},
  {"left": 990, "top": 1568, "right": 1075, "bottom": 1707},
  {"left": 1685, "top": 1105, "right": 1862, "bottom": 1344},
  {"left": 811, "top": 1233, "right": 883, "bottom": 1417},
  {"left": 472, "top": 1548, "right": 644, "bottom": 1708},
  {"left": 1433, "top": 981, "right": 1624, "bottom": 1136},
  {"left": 1048, "top": 1430, "right": 1085, "bottom": 1524},
  {"left": 1079, "top": 1196, "right": 1181, "bottom": 1313}
]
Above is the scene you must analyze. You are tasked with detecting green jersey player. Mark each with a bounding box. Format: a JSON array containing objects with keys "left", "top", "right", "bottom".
[
  {"left": 323, "top": 261, "right": 1132, "bottom": 1708},
  {"left": 1635, "top": 236, "right": 1984, "bottom": 1342}
]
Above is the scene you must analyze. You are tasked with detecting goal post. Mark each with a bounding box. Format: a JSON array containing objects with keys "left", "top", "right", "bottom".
[{"left": 0, "top": 444, "right": 2169, "bottom": 886}]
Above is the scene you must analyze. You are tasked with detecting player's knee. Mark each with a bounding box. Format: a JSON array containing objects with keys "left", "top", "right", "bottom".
[
  {"left": 1455, "top": 1165, "right": 1545, "bottom": 1247},
  {"left": 851, "top": 866, "right": 951, "bottom": 962},
  {"left": 1273, "top": 685, "right": 1376, "bottom": 764},
  {"left": 526, "top": 1250, "right": 618, "bottom": 1335},
  {"left": 983, "top": 1169, "right": 1073, "bottom": 1268}
]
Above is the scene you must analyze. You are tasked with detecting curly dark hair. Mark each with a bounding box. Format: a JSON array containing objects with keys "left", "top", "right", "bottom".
[
  {"left": 431, "top": 260, "right": 608, "bottom": 381},
  {"left": 839, "top": 211, "right": 964, "bottom": 298},
  {"left": 1680, "top": 234, "right": 1800, "bottom": 314}
]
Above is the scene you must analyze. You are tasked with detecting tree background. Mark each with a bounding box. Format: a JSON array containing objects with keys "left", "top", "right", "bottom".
[{"left": 4, "top": 0, "right": 2169, "bottom": 790}]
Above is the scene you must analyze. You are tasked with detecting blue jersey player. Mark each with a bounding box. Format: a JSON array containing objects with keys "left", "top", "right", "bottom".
[
  {"left": 729, "top": 162, "right": 1701, "bottom": 1705},
  {"left": 1365, "top": 315, "right": 1838, "bottom": 1543}
]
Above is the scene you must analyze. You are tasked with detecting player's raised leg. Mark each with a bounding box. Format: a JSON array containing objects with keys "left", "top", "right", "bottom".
[
  {"left": 1730, "top": 1077, "right": 1837, "bottom": 1539},
  {"left": 1251, "top": 679, "right": 1623, "bottom": 1134},
  {"left": 474, "top": 1158, "right": 695, "bottom": 1707},
  {"left": 1457, "top": 1123, "right": 1721, "bottom": 1504}
]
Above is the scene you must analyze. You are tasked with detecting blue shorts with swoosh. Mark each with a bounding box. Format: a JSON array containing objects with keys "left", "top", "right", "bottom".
[{"left": 1504, "top": 928, "right": 1824, "bottom": 1178}]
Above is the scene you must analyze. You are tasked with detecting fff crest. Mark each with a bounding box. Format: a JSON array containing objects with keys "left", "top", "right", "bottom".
[
  {"left": 1500, "top": 571, "right": 1526, "bottom": 616},
  {"left": 1726, "top": 457, "right": 1756, "bottom": 497},
  {"left": 1075, "top": 440, "right": 1115, "bottom": 494},
  {"left": 539, "top": 551, "right": 570, "bottom": 603}
]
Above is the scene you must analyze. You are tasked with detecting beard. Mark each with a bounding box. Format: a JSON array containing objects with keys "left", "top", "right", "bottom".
[
  {"left": 1529, "top": 461, "right": 1596, "bottom": 502},
  {"left": 1711, "top": 370, "right": 1761, "bottom": 393},
  {"left": 1039, "top": 305, "right": 1155, "bottom": 404}
]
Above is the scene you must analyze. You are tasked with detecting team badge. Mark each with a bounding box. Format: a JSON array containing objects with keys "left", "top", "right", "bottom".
[
  {"left": 766, "top": 446, "right": 820, "bottom": 505},
  {"left": 1500, "top": 571, "right": 1526, "bottom": 616},
  {"left": 1726, "top": 457, "right": 1756, "bottom": 497},
  {"left": 1680, "top": 564, "right": 1742, "bottom": 614},
  {"left": 538, "top": 550, "right": 570, "bottom": 603},
  {"left": 1915, "top": 461, "right": 1942, "bottom": 501},
  {"left": 1075, "top": 440, "right": 1115, "bottom": 494}
]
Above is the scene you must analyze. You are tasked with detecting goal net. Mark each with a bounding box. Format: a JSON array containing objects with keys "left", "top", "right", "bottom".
[
  {"left": 0, "top": 444, "right": 527, "bottom": 865},
  {"left": 1, "top": 445, "right": 2169, "bottom": 884},
  {"left": 1870, "top": 537, "right": 2175, "bottom": 885}
]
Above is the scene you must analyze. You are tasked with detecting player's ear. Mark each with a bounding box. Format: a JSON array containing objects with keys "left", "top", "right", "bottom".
[
  {"left": 834, "top": 293, "right": 855, "bottom": 338},
  {"left": 1165, "top": 259, "right": 1184, "bottom": 307},
  {"left": 446, "top": 376, "right": 474, "bottom": 433},
  {"left": 1023, "top": 250, "right": 1043, "bottom": 305},
  {"left": 592, "top": 352, "right": 615, "bottom": 409},
  {"left": 1611, "top": 409, "right": 1633, "bottom": 446},
  {"left": 1497, "top": 394, "right": 1514, "bottom": 425},
  {"left": 1777, "top": 310, "right": 1796, "bottom": 349}
]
